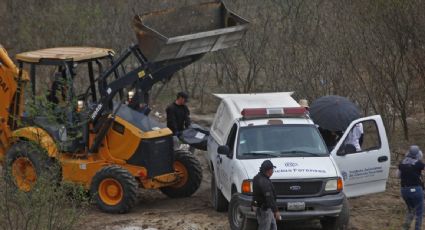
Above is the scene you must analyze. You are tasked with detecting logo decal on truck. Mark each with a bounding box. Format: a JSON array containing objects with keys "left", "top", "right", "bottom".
[
  {"left": 341, "top": 171, "right": 349, "bottom": 181},
  {"left": 285, "top": 162, "right": 298, "bottom": 167},
  {"left": 275, "top": 168, "right": 327, "bottom": 173},
  {"left": 289, "top": 185, "right": 301, "bottom": 191}
]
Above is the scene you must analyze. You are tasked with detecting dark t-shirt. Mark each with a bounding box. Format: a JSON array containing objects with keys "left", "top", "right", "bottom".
[
  {"left": 399, "top": 161, "right": 425, "bottom": 188},
  {"left": 253, "top": 172, "right": 277, "bottom": 212},
  {"left": 166, "top": 102, "right": 191, "bottom": 134}
]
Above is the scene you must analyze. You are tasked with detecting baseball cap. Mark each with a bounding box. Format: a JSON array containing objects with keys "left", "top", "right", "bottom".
[
  {"left": 299, "top": 99, "right": 309, "bottom": 108},
  {"left": 260, "top": 160, "right": 276, "bottom": 172}
]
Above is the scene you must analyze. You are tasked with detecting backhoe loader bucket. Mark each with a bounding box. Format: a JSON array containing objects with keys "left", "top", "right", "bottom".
[{"left": 133, "top": 1, "right": 249, "bottom": 62}]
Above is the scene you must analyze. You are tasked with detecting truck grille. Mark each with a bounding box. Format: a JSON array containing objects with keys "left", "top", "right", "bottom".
[{"left": 272, "top": 180, "right": 324, "bottom": 197}]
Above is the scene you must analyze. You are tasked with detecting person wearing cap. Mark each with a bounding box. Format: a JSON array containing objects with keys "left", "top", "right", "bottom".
[
  {"left": 398, "top": 145, "right": 425, "bottom": 230},
  {"left": 166, "top": 92, "right": 191, "bottom": 135},
  {"left": 252, "top": 160, "right": 280, "bottom": 230},
  {"left": 299, "top": 99, "right": 309, "bottom": 113},
  {"left": 299, "top": 99, "right": 309, "bottom": 109}
]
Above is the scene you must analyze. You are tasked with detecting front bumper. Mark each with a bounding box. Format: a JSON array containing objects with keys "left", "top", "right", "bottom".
[{"left": 237, "top": 192, "right": 345, "bottom": 220}]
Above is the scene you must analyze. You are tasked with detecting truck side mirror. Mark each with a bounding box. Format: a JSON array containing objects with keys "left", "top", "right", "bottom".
[
  {"left": 218, "top": 145, "right": 230, "bottom": 156},
  {"left": 337, "top": 144, "right": 356, "bottom": 156}
]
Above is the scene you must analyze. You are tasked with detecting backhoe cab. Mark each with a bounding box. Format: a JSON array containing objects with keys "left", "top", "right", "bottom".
[{"left": 0, "top": 1, "right": 248, "bottom": 213}]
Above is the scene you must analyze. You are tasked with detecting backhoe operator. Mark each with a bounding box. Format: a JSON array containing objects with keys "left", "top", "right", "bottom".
[{"left": 166, "top": 91, "right": 191, "bottom": 135}]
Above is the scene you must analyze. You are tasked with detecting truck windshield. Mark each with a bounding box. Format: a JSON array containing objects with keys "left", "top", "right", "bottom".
[{"left": 237, "top": 124, "right": 328, "bottom": 159}]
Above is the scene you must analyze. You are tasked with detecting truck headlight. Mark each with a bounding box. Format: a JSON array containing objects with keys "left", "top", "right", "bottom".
[
  {"left": 325, "top": 177, "right": 343, "bottom": 192},
  {"left": 241, "top": 180, "right": 252, "bottom": 194}
]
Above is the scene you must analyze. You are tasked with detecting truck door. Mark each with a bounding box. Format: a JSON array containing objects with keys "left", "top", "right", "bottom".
[
  {"left": 331, "top": 115, "right": 390, "bottom": 198},
  {"left": 217, "top": 123, "right": 238, "bottom": 199}
]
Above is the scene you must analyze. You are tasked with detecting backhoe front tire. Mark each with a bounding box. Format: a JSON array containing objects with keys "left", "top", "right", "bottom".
[
  {"left": 160, "top": 150, "right": 202, "bottom": 198},
  {"left": 90, "top": 165, "right": 138, "bottom": 214},
  {"left": 6, "top": 141, "right": 60, "bottom": 191}
]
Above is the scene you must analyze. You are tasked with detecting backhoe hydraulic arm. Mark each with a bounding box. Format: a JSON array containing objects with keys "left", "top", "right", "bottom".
[
  {"left": 87, "top": 1, "right": 249, "bottom": 152},
  {"left": 90, "top": 45, "right": 202, "bottom": 124},
  {"left": 87, "top": 45, "right": 202, "bottom": 153}
]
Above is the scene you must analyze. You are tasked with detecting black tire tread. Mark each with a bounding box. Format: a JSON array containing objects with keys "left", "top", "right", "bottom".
[
  {"left": 211, "top": 173, "right": 228, "bottom": 212},
  {"left": 160, "top": 151, "right": 203, "bottom": 198},
  {"left": 5, "top": 141, "right": 60, "bottom": 188},
  {"left": 228, "top": 193, "right": 243, "bottom": 230},
  {"left": 321, "top": 197, "right": 350, "bottom": 230}
]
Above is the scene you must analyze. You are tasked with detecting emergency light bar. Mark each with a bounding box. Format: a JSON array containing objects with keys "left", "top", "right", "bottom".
[{"left": 241, "top": 107, "right": 307, "bottom": 119}]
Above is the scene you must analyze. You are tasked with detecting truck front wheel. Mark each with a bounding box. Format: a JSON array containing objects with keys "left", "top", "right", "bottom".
[
  {"left": 228, "top": 194, "right": 257, "bottom": 230},
  {"left": 320, "top": 197, "right": 349, "bottom": 230}
]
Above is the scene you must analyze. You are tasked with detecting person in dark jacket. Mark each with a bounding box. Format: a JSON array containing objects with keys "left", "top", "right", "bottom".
[
  {"left": 252, "top": 160, "right": 281, "bottom": 230},
  {"left": 166, "top": 92, "right": 191, "bottom": 135},
  {"left": 398, "top": 145, "right": 425, "bottom": 230}
]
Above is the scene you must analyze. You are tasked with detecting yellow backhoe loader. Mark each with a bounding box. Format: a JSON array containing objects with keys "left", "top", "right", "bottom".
[{"left": 0, "top": 1, "right": 248, "bottom": 213}]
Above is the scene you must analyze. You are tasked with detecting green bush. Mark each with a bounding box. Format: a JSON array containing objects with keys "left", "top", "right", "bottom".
[{"left": 0, "top": 168, "right": 88, "bottom": 230}]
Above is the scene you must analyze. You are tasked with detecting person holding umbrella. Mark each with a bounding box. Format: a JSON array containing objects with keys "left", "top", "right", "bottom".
[
  {"left": 299, "top": 99, "right": 310, "bottom": 116},
  {"left": 309, "top": 95, "right": 361, "bottom": 150},
  {"left": 309, "top": 95, "right": 361, "bottom": 132}
]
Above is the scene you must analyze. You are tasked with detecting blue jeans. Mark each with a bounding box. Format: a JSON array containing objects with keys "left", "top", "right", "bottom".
[{"left": 401, "top": 186, "right": 424, "bottom": 230}]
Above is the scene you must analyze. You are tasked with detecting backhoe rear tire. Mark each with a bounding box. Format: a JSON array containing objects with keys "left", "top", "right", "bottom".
[
  {"left": 90, "top": 165, "right": 138, "bottom": 214},
  {"left": 160, "top": 150, "right": 202, "bottom": 198},
  {"left": 5, "top": 141, "right": 60, "bottom": 192}
]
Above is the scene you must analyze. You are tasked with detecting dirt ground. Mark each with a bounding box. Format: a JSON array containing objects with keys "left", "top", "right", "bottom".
[
  {"left": 83, "top": 152, "right": 321, "bottom": 230},
  {"left": 82, "top": 113, "right": 425, "bottom": 230},
  {"left": 82, "top": 153, "right": 410, "bottom": 230}
]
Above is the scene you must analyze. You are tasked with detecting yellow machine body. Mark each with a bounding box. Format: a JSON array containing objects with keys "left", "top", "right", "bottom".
[
  {"left": 10, "top": 118, "right": 178, "bottom": 190},
  {"left": 0, "top": 46, "right": 182, "bottom": 190}
]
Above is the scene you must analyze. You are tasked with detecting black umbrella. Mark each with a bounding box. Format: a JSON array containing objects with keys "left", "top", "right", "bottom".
[{"left": 309, "top": 95, "right": 361, "bottom": 131}]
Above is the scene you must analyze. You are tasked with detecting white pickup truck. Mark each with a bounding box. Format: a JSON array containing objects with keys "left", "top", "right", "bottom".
[{"left": 206, "top": 92, "right": 390, "bottom": 230}]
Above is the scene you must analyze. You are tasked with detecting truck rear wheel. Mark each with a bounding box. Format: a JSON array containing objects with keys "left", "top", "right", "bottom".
[
  {"left": 160, "top": 150, "right": 202, "bottom": 198},
  {"left": 6, "top": 141, "right": 60, "bottom": 191},
  {"left": 211, "top": 173, "right": 228, "bottom": 212},
  {"left": 90, "top": 165, "right": 138, "bottom": 214},
  {"left": 320, "top": 197, "right": 349, "bottom": 230}
]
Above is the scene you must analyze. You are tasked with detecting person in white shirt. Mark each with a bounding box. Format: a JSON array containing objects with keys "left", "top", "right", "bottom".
[{"left": 345, "top": 123, "right": 363, "bottom": 152}]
